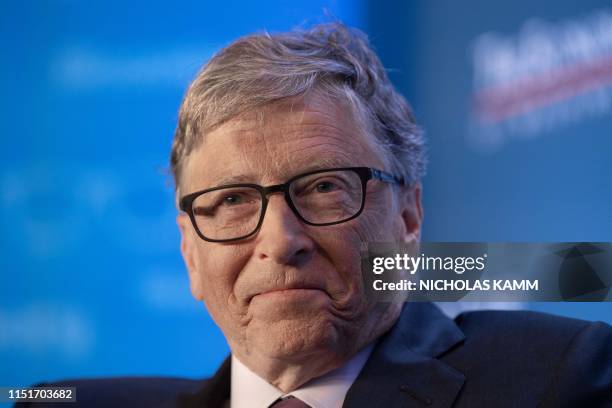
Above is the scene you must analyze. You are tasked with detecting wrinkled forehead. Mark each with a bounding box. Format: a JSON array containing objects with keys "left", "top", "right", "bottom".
[{"left": 181, "top": 93, "right": 387, "bottom": 193}]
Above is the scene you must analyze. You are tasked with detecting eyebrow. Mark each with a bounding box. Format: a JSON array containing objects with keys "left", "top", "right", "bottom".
[
  {"left": 214, "top": 174, "right": 256, "bottom": 186},
  {"left": 207, "top": 157, "right": 355, "bottom": 189},
  {"left": 299, "top": 156, "right": 354, "bottom": 172}
]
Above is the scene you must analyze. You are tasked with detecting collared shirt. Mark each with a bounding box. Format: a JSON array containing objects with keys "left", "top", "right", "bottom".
[{"left": 230, "top": 344, "right": 374, "bottom": 408}]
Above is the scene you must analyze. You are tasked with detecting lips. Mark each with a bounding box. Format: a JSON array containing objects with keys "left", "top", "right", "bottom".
[
  {"left": 258, "top": 283, "right": 325, "bottom": 296},
  {"left": 243, "top": 278, "right": 328, "bottom": 303},
  {"left": 234, "top": 265, "right": 333, "bottom": 304},
  {"left": 252, "top": 288, "right": 328, "bottom": 306}
]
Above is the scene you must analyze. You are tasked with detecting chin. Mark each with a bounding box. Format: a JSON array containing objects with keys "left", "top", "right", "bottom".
[{"left": 249, "top": 316, "right": 346, "bottom": 361}]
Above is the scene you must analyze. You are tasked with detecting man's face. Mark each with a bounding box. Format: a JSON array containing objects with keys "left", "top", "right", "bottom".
[{"left": 177, "top": 92, "right": 422, "bottom": 366}]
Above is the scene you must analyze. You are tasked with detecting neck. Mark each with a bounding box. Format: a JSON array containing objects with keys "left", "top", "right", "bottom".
[{"left": 232, "top": 346, "right": 352, "bottom": 393}]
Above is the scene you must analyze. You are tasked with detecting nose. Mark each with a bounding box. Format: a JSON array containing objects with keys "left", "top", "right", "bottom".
[{"left": 254, "top": 194, "right": 314, "bottom": 266}]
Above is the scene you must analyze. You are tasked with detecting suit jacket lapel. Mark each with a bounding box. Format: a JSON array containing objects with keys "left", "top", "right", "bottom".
[
  {"left": 177, "top": 356, "right": 231, "bottom": 408},
  {"left": 343, "top": 303, "right": 466, "bottom": 408}
]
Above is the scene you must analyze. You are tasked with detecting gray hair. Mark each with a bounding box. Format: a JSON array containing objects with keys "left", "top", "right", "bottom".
[{"left": 170, "top": 23, "right": 426, "bottom": 196}]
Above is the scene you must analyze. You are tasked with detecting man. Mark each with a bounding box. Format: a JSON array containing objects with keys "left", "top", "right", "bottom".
[{"left": 18, "top": 23, "right": 611, "bottom": 408}]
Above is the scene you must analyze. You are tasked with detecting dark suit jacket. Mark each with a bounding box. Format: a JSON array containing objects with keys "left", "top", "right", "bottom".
[{"left": 16, "top": 303, "right": 612, "bottom": 407}]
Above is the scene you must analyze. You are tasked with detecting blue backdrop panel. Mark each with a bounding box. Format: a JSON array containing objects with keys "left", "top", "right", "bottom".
[
  {"left": 366, "top": 0, "right": 612, "bottom": 323},
  {"left": 0, "top": 0, "right": 364, "bottom": 391}
]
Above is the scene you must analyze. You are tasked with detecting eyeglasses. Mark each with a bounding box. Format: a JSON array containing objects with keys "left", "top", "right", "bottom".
[{"left": 179, "top": 167, "right": 407, "bottom": 242}]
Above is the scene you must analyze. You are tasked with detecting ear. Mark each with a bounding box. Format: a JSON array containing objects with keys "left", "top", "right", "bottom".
[
  {"left": 177, "top": 213, "right": 204, "bottom": 301},
  {"left": 398, "top": 183, "right": 423, "bottom": 243}
]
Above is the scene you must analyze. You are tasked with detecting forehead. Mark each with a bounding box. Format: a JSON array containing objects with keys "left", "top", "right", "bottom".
[{"left": 182, "top": 92, "right": 387, "bottom": 192}]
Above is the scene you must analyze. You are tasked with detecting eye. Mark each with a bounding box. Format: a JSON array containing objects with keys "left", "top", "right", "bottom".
[
  {"left": 315, "top": 181, "right": 338, "bottom": 193},
  {"left": 222, "top": 194, "right": 242, "bottom": 205}
]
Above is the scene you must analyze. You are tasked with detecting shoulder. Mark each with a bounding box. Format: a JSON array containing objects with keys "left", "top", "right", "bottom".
[
  {"left": 450, "top": 308, "right": 611, "bottom": 366},
  {"left": 446, "top": 309, "right": 612, "bottom": 407},
  {"left": 14, "top": 376, "right": 205, "bottom": 408},
  {"left": 453, "top": 308, "right": 608, "bottom": 342}
]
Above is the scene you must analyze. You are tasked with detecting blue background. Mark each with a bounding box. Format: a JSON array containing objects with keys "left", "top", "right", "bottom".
[{"left": 1, "top": 0, "right": 611, "bottom": 392}]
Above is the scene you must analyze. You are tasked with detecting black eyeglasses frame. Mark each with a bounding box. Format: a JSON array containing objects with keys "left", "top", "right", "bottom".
[{"left": 179, "top": 166, "right": 407, "bottom": 243}]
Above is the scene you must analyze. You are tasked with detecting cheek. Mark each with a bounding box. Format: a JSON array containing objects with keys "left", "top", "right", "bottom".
[
  {"left": 195, "top": 245, "right": 249, "bottom": 313},
  {"left": 319, "top": 192, "right": 399, "bottom": 285},
  {"left": 357, "top": 190, "right": 399, "bottom": 242},
  {"left": 323, "top": 192, "right": 401, "bottom": 296},
  {"left": 318, "top": 223, "right": 378, "bottom": 298}
]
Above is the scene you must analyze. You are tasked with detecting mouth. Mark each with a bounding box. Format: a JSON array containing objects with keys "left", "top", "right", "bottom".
[
  {"left": 252, "top": 288, "right": 329, "bottom": 305},
  {"left": 253, "top": 285, "right": 328, "bottom": 300},
  {"left": 241, "top": 274, "right": 330, "bottom": 304},
  {"left": 263, "top": 287, "right": 325, "bottom": 294}
]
